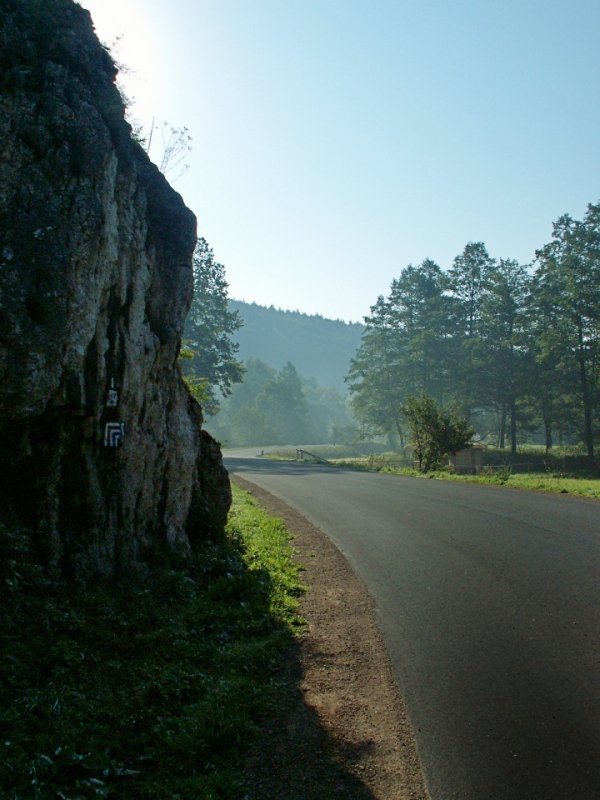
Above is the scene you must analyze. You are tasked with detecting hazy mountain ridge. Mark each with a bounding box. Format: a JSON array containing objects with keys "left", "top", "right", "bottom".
[{"left": 229, "top": 300, "right": 364, "bottom": 391}]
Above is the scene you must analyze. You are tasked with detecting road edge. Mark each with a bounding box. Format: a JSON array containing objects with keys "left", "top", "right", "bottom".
[{"left": 232, "top": 473, "right": 430, "bottom": 800}]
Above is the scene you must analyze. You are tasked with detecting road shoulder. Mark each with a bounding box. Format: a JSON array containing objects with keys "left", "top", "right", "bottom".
[{"left": 233, "top": 475, "right": 428, "bottom": 800}]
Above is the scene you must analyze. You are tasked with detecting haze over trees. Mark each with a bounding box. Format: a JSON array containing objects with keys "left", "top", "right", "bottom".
[
  {"left": 191, "top": 301, "right": 360, "bottom": 446},
  {"left": 348, "top": 202, "right": 600, "bottom": 459},
  {"left": 206, "top": 358, "right": 355, "bottom": 446},
  {"left": 181, "top": 265, "right": 360, "bottom": 446},
  {"left": 228, "top": 300, "right": 363, "bottom": 392}
]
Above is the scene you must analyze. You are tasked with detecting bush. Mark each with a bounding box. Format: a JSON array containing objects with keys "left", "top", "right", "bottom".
[{"left": 402, "top": 395, "right": 474, "bottom": 472}]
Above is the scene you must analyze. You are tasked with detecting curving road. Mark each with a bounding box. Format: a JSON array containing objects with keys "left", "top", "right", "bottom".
[{"left": 224, "top": 451, "right": 600, "bottom": 800}]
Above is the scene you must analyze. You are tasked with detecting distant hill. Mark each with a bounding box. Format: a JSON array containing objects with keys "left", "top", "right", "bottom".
[{"left": 229, "top": 300, "right": 364, "bottom": 391}]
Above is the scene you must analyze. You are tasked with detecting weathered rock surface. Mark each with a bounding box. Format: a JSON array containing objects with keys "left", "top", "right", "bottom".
[{"left": 0, "top": 0, "right": 230, "bottom": 580}]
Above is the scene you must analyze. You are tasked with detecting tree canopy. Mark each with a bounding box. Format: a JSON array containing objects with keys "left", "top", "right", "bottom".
[
  {"left": 348, "top": 201, "right": 600, "bottom": 458},
  {"left": 182, "top": 238, "right": 244, "bottom": 414}
]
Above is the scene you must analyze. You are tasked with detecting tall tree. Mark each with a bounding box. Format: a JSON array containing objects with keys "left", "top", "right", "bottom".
[
  {"left": 258, "top": 362, "right": 312, "bottom": 444},
  {"left": 448, "top": 242, "right": 495, "bottom": 418},
  {"left": 479, "top": 258, "right": 532, "bottom": 455},
  {"left": 527, "top": 266, "right": 578, "bottom": 452},
  {"left": 348, "top": 260, "right": 452, "bottom": 444},
  {"left": 183, "top": 238, "right": 244, "bottom": 414},
  {"left": 533, "top": 204, "right": 600, "bottom": 458},
  {"left": 388, "top": 259, "right": 453, "bottom": 403},
  {"left": 347, "top": 294, "right": 406, "bottom": 444}
]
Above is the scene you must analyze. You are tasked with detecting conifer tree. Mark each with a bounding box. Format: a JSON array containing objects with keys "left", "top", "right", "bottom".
[{"left": 182, "top": 238, "right": 244, "bottom": 414}]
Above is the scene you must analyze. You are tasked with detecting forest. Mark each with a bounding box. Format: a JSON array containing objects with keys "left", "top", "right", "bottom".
[
  {"left": 182, "top": 265, "right": 360, "bottom": 446},
  {"left": 205, "top": 357, "right": 355, "bottom": 446},
  {"left": 186, "top": 203, "right": 600, "bottom": 460},
  {"left": 348, "top": 202, "right": 600, "bottom": 459}
]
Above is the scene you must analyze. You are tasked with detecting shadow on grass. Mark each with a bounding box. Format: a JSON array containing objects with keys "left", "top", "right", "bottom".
[
  {"left": 227, "top": 484, "right": 379, "bottom": 799},
  {"left": 0, "top": 496, "right": 378, "bottom": 799}
]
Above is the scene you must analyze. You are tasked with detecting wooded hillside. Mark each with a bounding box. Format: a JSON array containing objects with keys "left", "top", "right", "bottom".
[{"left": 229, "top": 300, "right": 363, "bottom": 391}]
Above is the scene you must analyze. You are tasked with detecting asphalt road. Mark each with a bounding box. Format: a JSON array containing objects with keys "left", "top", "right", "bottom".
[{"left": 224, "top": 451, "right": 600, "bottom": 800}]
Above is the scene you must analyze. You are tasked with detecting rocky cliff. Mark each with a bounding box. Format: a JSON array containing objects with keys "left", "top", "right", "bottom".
[{"left": 0, "top": 0, "right": 231, "bottom": 581}]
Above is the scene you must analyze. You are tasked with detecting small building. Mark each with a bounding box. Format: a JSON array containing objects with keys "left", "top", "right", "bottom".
[{"left": 449, "top": 444, "right": 485, "bottom": 474}]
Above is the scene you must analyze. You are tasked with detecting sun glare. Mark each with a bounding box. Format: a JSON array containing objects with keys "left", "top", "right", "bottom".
[{"left": 77, "top": 0, "right": 161, "bottom": 120}]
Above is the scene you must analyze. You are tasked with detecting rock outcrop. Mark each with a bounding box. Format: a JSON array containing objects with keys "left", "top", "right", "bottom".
[{"left": 0, "top": 0, "right": 231, "bottom": 580}]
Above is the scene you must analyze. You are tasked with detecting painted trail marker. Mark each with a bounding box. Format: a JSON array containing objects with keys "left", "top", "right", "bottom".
[
  {"left": 104, "top": 422, "right": 125, "bottom": 448},
  {"left": 106, "top": 378, "right": 119, "bottom": 408}
]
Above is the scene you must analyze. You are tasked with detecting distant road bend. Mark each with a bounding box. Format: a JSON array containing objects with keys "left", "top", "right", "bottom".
[{"left": 224, "top": 450, "right": 600, "bottom": 800}]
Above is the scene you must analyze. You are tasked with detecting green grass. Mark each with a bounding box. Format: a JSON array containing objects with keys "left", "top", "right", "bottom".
[
  {"left": 374, "top": 465, "right": 600, "bottom": 499},
  {"left": 331, "top": 453, "right": 411, "bottom": 471},
  {"left": 319, "top": 441, "right": 599, "bottom": 499},
  {"left": 326, "top": 451, "right": 600, "bottom": 500},
  {"left": 496, "top": 473, "right": 600, "bottom": 498},
  {"left": 0, "top": 485, "right": 304, "bottom": 799}
]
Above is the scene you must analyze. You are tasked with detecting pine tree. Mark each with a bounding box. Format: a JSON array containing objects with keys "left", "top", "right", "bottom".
[{"left": 182, "top": 238, "right": 244, "bottom": 414}]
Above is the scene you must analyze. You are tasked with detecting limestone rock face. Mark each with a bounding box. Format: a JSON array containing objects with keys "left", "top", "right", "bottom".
[{"left": 0, "top": 0, "right": 230, "bottom": 580}]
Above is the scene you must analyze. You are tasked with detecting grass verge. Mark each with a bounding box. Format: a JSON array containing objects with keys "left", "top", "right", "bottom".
[
  {"left": 332, "top": 462, "right": 600, "bottom": 499},
  {"left": 262, "top": 447, "right": 600, "bottom": 499},
  {"left": 0, "top": 484, "right": 304, "bottom": 799}
]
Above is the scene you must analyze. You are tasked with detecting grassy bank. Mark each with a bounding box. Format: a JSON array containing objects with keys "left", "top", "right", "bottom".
[
  {"left": 412, "top": 468, "right": 600, "bottom": 499},
  {"left": 328, "top": 460, "right": 600, "bottom": 500},
  {"left": 258, "top": 445, "right": 600, "bottom": 499},
  {"left": 0, "top": 485, "right": 304, "bottom": 799}
]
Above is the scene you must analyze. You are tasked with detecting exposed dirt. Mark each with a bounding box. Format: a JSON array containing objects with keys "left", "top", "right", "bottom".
[{"left": 234, "top": 475, "right": 429, "bottom": 800}]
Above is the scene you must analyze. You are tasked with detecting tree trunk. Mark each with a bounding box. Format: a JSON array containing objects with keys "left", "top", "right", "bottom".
[
  {"left": 510, "top": 399, "right": 517, "bottom": 459},
  {"left": 498, "top": 404, "right": 507, "bottom": 449},
  {"left": 394, "top": 414, "right": 405, "bottom": 449},
  {"left": 544, "top": 419, "right": 553, "bottom": 454},
  {"left": 576, "top": 319, "right": 594, "bottom": 459}
]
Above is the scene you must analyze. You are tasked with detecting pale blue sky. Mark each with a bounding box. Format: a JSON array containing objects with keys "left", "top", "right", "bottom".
[{"left": 79, "top": 0, "right": 600, "bottom": 322}]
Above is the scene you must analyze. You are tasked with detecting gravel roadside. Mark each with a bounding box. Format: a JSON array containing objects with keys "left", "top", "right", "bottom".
[{"left": 234, "top": 475, "right": 429, "bottom": 800}]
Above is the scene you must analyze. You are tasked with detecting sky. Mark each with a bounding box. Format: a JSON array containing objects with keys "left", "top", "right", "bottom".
[{"left": 78, "top": 0, "right": 600, "bottom": 323}]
